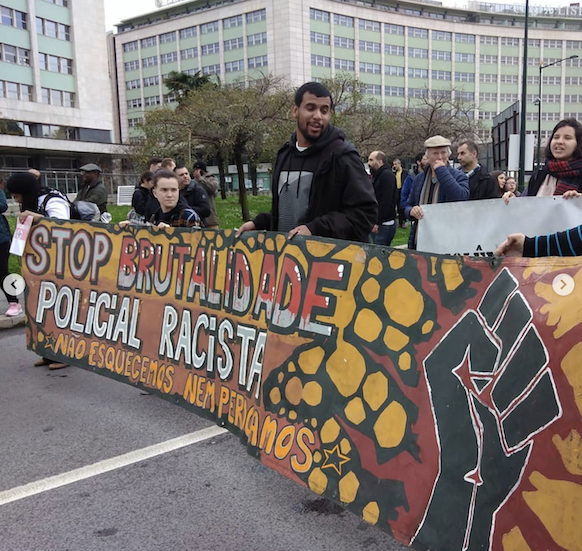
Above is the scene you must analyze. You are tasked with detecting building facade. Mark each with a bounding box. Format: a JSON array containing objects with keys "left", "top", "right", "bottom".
[
  {"left": 110, "top": 0, "right": 582, "bottom": 147},
  {"left": 0, "top": 0, "right": 118, "bottom": 180}
]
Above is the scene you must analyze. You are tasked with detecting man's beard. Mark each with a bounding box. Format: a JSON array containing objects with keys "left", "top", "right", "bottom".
[
  {"left": 298, "top": 122, "right": 324, "bottom": 145},
  {"left": 369, "top": 166, "right": 378, "bottom": 175}
]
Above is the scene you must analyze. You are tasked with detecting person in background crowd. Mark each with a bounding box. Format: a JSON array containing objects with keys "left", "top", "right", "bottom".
[
  {"left": 76, "top": 163, "right": 108, "bottom": 214},
  {"left": 491, "top": 171, "right": 507, "bottom": 197},
  {"left": 456, "top": 140, "right": 499, "bottom": 200},
  {"left": 401, "top": 153, "right": 427, "bottom": 215},
  {"left": 6, "top": 172, "right": 70, "bottom": 369},
  {"left": 392, "top": 158, "right": 406, "bottom": 228},
  {"left": 161, "top": 158, "right": 176, "bottom": 171},
  {"left": 192, "top": 161, "right": 220, "bottom": 229},
  {"left": 149, "top": 157, "right": 163, "bottom": 173},
  {"left": 504, "top": 176, "right": 521, "bottom": 197},
  {"left": 504, "top": 119, "right": 582, "bottom": 203},
  {"left": 129, "top": 170, "right": 155, "bottom": 222},
  {"left": 0, "top": 180, "right": 21, "bottom": 317},
  {"left": 368, "top": 151, "right": 397, "bottom": 246},
  {"left": 28, "top": 168, "right": 41, "bottom": 182},
  {"left": 404, "top": 135, "right": 469, "bottom": 249},
  {"left": 150, "top": 170, "right": 201, "bottom": 228},
  {"left": 175, "top": 165, "right": 211, "bottom": 221},
  {"left": 236, "top": 82, "right": 376, "bottom": 241}
]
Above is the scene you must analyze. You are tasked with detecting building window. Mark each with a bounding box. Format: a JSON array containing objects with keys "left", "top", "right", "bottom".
[
  {"left": 479, "top": 73, "right": 496, "bottom": 83},
  {"left": 144, "top": 95, "right": 161, "bottom": 107},
  {"left": 334, "top": 14, "right": 354, "bottom": 27},
  {"left": 478, "top": 111, "right": 496, "bottom": 120},
  {"left": 565, "top": 76, "right": 582, "bottom": 85},
  {"left": 566, "top": 40, "right": 582, "bottom": 49},
  {"left": 432, "top": 50, "right": 451, "bottom": 61},
  {"left": 126, "top": 79, "right": 141, "bottom": 90},
  {"left": 359, "top": 40, "right": 380, "bottom": 53},
  {"left": 335, "top": 58, "right": 355, "bottom": 71},
  {"left": 359, "top": 18, "right": 380, "bottom": 32},
  {"left": 200, "top": 21, "right": 219, "bottom": 34},
  {"left": 500, "top": 74, "right": 519, "bottom": 84},
  {"left": 455, "top": 52, "right": 475, "bottom": 63},
  {"left": 128, "top": 118, "right": 143, "bottom": 128},
  {"left": 457, "top": 91, "right": 475, "bottom": 101},
  {"left": 36, "top": 17, "right": 69, "bottom": 40},
  {"left": 359, "top": 61, "right": 381, "bottom": 74},
  {"left": 311, "top": 32, "right": 330, "bottom": 45},
  {"left": 161, "top": 52, "right": 178, "bottom": 64},
  {"left": 127, "top": 98, "right": 142, "bottom": 109},
  {"left": 528, "top": 39, "right": 540, "bottom": 47},
  {"left": 543, "top": 39, "right": 562, "bottom": 48},
  {"left": 362, "top": 84, "right": 381, "bottom": 95},
  {"left": 408, "top": 88, "right": 427, "bottom": 98},
  {"left": 141, "top": 36, "right": 157, "bottom": 48},
  {"left": 39, "top": 52, "right": 73, "bottom": 74},
  {"left": 385, "top": 45, "right": 404, "bottom": 56},
  {"left": 500, "top": 56, "right": 519, "bottom": 65},
  {"left": 309, "top": 8, "right": 329, "bottom": 22},
  {"left": 334, "top": 36, "right": 354, "bottom": 49},
  {"left": 384, "top": 23, "right": 404, "bottom": 35},
  {"left": 40, "top": 87, "right": 75, "bottom": 107},
  {"left": 123, "top": 41, "right": 138, "bottom": 52},
  {"left": 431, "top": 70, "right": 451, "bottom": 80},
  {"left": 159, "top": 31, "right": 176, "bottom": 44},
  {"left": 143, "top": 75, "right": 159, "bottom": 87},
  {"left": 1, "top": 44, "right": 30, "bottom": 66},
  {"left": 408, "top": 27, "right": 428, "bottom": 38},
  {"left": 164, "top": 93, "right": 177, "bottom": 104},
  {"left": 246, "top": 9, "right": 266, "bottom": 23},
  {"left": 179, "top": 26, "right": 197, "bottom": 39},
  {"left": 1, "top": 7, "right": 27, "bottom": 29},
  {"left": 565, "top": 95, "right": 582, "bottom": 103},
  {"left": 385, "top": 65, "right": 404, "bottom": 76},
  {"left": 0, "top": 80, "right": 32, "bottom": 101},
  {"left": 225, "top": 59, "right": 244, "bottom": 72},
  {"left": 180, "top": 47, "right": 197, "bottom": 59},
  {"left": 499, "top": 93, "right": 518, "bottom": 102},
  {"left": 479, "top": 92, "right": 497, "bottom": 102},
  {"left": 247, "top": 32, "right": 267, "bottom": 46},
  {"left": 408, "top": 47, "right": 428, "bottom": 58},
  {"left": 432, "top": 30, "right": 451, "bottom": 41},
  {"left": 455, "top": 33, "right": 475, "bottom": 43},
  {"left": 125, "top": 59, "right": 139, "bottom": 71},
  {"left": 202, "top": 63, "right": 221, "bottom": 75},
  {"left": 480, "top": 35, "right": 498, "bottom": 45},
  {"left": 455, "top": 72, "right": 475, "bottom": 82},
  {"left": 385, "top": 86, "right": 405, "bottom": 97},
  {"left": 479, "top": 54, "right": 497, "bottom": 64},
  {"left": 408, "top": 67, "right": 428, "bottom": 78},
  {"left": 543, "top": 76, "right": 561, "bottom": 85},
  {"left": 42, "top": 0, "right": 68, "bottom": 5},
  {"left": 142, "top": 56, "right": 158, "bottom": 67},
  {"left": 223, "top": 15, "right": 242, "bottom": 29},
  {"left": 311, "top": 54, "right": 330, "bottom": 67},
  {"left": 500, "top": 37, "right": 519, "bottom": 46}
]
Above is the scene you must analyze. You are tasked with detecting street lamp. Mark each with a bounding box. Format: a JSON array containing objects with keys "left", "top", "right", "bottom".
[{"left": 536, "top": 54, "right": 579, "bottom": 167}]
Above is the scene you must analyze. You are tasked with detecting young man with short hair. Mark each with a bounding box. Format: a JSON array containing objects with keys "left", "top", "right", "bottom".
[
  {"left": 456, "top": 140, "right": 498, "bottom": 200},
  {"left": 150, "top": 170, "right": 201, "bottom": 228}
]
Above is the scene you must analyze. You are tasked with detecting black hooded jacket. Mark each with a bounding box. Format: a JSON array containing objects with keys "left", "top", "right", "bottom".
[{"left": 254, "top": 125, "right": 377, "bottom": 242}]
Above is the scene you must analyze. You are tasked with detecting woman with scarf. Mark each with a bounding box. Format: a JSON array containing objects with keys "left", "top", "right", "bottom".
[{"left": 503, "top": 119, "right": 582, "bottom": 201}]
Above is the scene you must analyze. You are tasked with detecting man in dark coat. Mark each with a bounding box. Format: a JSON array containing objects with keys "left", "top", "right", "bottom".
[
  {"left": 175, "top": 165, "right": 211, "bottom": 221},
  {"left": 456, "top": 140, "right": 498, "bottom": 200},
  {"left": 236, "top": 82, "right": 376, "bottom": 242},
  {"left": 76, "top": 163, "right": 108, "bottom": 213},
  {"left": 368, "top": 151, "right": 397, "bottom": 246}
]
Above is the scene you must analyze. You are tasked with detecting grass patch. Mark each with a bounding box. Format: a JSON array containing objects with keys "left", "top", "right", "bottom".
[{"left": 6, "top": 193, "right": 410, "bottom": 275}]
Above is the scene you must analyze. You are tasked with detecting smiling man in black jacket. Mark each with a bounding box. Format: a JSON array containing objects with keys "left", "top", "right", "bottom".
[{"left": 236, "top": 82, "right": 377, "bottom": 242}]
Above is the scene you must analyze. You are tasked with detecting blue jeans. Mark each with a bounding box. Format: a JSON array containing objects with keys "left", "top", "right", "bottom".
[{"left": 370, "top": 223, "right": 396, "bottom": 247}]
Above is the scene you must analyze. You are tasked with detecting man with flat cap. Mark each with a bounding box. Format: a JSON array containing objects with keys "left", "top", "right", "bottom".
[
  {"left": 403, "top": 135, "right": 469, "bottom": 249},
  {"left": 76, "top": 163, "right": 108, "bottom": 214}
]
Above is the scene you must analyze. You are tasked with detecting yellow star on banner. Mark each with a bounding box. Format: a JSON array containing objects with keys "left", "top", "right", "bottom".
[
  {"left": 44, "top": 333, "right": 56, "bottom": 352},
  {"left": 321, "top": 444, "right": 350, "bottom": 476}
]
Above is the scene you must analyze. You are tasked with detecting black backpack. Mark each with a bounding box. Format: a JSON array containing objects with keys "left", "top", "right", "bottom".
[{"left": 39, "top": 190, "right": 100, "bottom": 221}]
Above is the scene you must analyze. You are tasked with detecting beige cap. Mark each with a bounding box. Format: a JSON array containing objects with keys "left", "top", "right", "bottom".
[{"left": 424, "top": 135, "right": 452, "bottom": 148}]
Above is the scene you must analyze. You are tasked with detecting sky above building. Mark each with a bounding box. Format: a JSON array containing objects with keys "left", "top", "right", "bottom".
[{"left": 103, "top": 0, "right": 577, "bottom": 32}]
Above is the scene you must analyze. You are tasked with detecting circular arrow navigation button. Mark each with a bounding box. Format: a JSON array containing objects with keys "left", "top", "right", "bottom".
[
  {"left": 552, "top": 274, "right": 575, "bottom": 297},
  {"left": 3, "top": 274, "right": 26, "bottom": 296}
]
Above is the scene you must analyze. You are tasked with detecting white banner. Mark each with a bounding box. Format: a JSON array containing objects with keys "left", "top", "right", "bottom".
[{"left": 417, "top": 197, "right": 582, "bottom": 256}]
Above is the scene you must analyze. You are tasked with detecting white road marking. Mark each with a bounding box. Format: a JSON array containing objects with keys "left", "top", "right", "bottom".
[{"left": 0, "top": 425, "right": 228, "bottom": 506}]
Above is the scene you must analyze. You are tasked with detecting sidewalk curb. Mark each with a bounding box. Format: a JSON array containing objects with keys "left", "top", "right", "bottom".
[{"left": 0, "top": 314, "right": 26, "bottom": 330}]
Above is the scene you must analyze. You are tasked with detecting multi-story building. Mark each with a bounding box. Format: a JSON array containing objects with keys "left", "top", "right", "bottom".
[
  {"left": 0, "top": 0, "right": 117, "bottom": 180},
  {"left": 109, "top": 0, "right": 582, "bottom": 149}
]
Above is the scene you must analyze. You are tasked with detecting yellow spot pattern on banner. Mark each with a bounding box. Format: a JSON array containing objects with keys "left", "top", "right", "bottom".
[
  {"left": 339, "top": 471, "right": 360, "bottom": 504},
  {"left": 361, "top": 278, "right": 381, "bottom": 303},
  {"left": 367, "top": 257, "right": 383, "bottom": 276},
  {"left": 285, "top": 377, "right": 303, "bottom": 406},
  {"left": 422, "top": 320, "right": 434, "bottom": 334},
  {"left": 523, "top": 471, "right": 582, "bottom": 551},
  {"left": 363, "top": 372, "right": 389, "bottom": 411},
  {"left": 306, "top": 241, "right": 336, "bottom": 258},
  {"left": 374, "top": 402, "right": 407, "bottom": 448},
  {"left": 345, "top": 397, "right": 366, "bottom": 425},
  {"left": 388, "top": 251, "right": 406, "bottom": 270},
  {"left": 308, "top": 468, "right": 328, "bottom": 495},
  {"left": 297, "top": 346, "right": 324, "bottom": 375},
  {"left": 327, "top": 342, "right": 366, "bottom": 397},
  {"left": 269, "top": 387, "right": 281, "bottom": 405},
  {"left": 553, "top": 430, "right": 582, "bottom": 476},
  {"left": 362, "top": 502, "right": 380, "bottom": 525},
  {"left": 561, "top": 342, "right": 582, "bottom": 416},
  {"left": 354, "top": 309, "right": 383, "bottom": 342},
  {"left": 441, "top": 259, "right": 464, "bottom": 292},
  {"left": 383, "top": 325, "right": 410, "bottom": 351},
  {"left": 384, "top": 279, "right": 424, "bottom": 327},
  {"left": 303, "top": 381, "right": 323, "bottom": 406},
  {"left": 502, "top": 527, "right": 532, "bottom": 551},
  {"left": 321, "top": 418, "right": 341, "bottom": 444},
  {"left": 399, "top": 352, "right": 411, "bottom": 371},
  {"left": 340, "top": 438, "right": 351, "bottom": 455}
]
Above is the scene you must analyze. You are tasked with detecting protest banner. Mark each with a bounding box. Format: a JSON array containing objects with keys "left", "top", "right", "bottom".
[
  {"left": 22, "top": 220, "right": 582, "bottom": 551},
  {"left": 418, "top": 196, "right": 582, "bottom": 256}
]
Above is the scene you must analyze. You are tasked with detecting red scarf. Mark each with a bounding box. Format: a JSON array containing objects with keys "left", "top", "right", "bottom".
[{"left": 546, "top": 158, "right": 582, "bottom": 195}]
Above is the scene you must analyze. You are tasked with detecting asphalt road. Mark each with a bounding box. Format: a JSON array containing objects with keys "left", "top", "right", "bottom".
[{"left": 0, "top": 326, "right": 410, "bottom": 551}]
